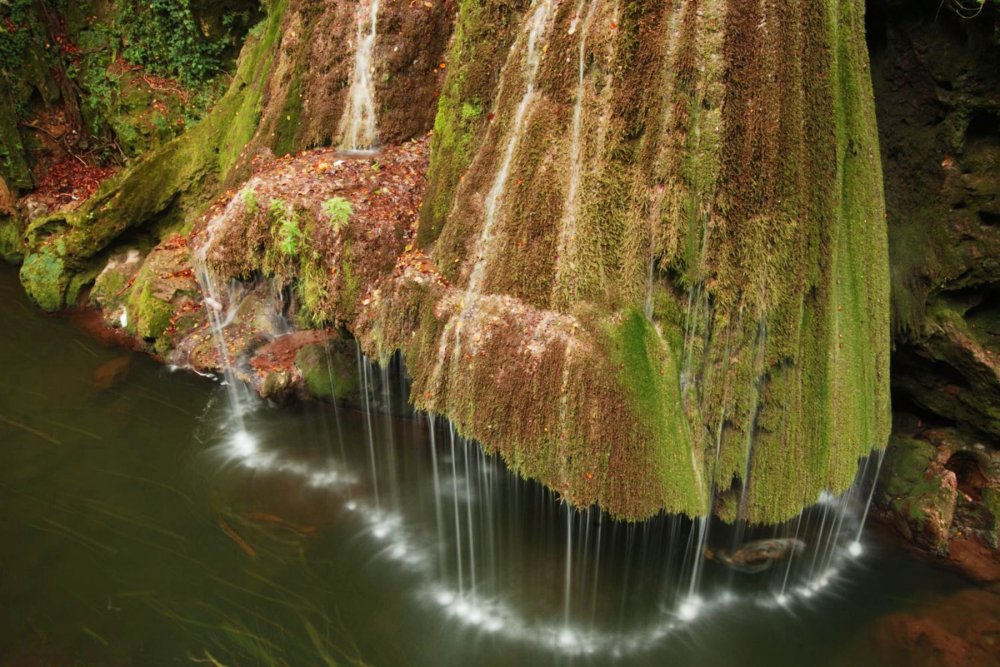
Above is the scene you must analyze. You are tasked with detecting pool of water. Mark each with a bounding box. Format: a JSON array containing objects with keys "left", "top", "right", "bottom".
[{"left": 0, "top": 263, "right": 984, "bottom": 666}]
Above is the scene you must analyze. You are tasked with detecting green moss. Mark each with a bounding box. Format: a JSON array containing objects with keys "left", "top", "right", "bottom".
[
  {"left": 417, "top": 0, "right": 530, "bottom": 246},
  {"left": 297, "top": 257, "right": 330, "bottom": 327},
  {"left": 19, "top": 246, "right": 68, "bottom": 311},
  {"left": 339, "top": 240, "right": 360, "bottom": 320},
  {"left": 0, "top": 214, "right": 24, "bottom": 264},
  {"left": 613, "top": 310, "right": 704, "bottom": 514},
  {"left": 406, "top": 0, "right": 889, "bottom": 524},
  {"left": 126, "top": 280, "right": 174, "bottom": 339},
  {"left": 91, "top": 267, "right": 127, "bottom": 306},
  {"left": 272, "top": 63, "right": 305, "bottom": 157},
  {"left": 882, "top": 437, "right": 938, "bottom": 499},
  {"left": 0, "top": 81, "right": 32, "bottom": 190},
  {"left": 983, "top": 487, "right": 1000, "bottom": 547},
  {"left": 17, "top": 0, "right": 290, "bottom": 310},
  {"left": 295, "top": 343, "right": 359, "bottom": 402}
]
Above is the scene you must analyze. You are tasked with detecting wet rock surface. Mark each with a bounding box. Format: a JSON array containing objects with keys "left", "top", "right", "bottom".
[
  {"left": 73, "top": 139, "right": 430, "bottom": 407},
  {"left": 870, "top": 0, "right": 1000, "bottom": 574}
]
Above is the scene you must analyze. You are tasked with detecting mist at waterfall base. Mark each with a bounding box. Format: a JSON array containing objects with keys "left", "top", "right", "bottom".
[{"left": 0, "top": 263, "right": 978, "bottom": 666}]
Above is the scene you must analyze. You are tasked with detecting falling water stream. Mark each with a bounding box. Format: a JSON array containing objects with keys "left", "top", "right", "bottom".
[
  {"left": 339, "top": 0, "right": 381, "bottom": 151},
  {"left": 466, "top": 0, "right": 555, "bottom": 297},
  {"left": 0, "top": 260, "right": 983, "bottom": 665}
]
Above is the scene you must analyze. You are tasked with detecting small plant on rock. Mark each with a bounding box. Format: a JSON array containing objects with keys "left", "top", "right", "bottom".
[
  {"left": 269, "top": 198, "right": 301, "bottom": 257},
  {"left": 322, "top": 196, "right": 352, "bottom": 232},
  {"left": 240, "top": 188, "right": 259, "bottom": 212}
]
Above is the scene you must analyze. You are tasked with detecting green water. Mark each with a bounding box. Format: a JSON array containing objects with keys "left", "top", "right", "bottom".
[{"left": 0, "top": 263, "right": 985, "bottom": 666}]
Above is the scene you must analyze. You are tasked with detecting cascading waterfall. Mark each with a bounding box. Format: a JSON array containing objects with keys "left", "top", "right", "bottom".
[
  {"left": 191, "top": 182, "right": 266, "bottom": 431},
  {"left": 206, "top": 348, "right": 886, "bottom": 658},
  {"left": 552, "top": 0, "right": 600, "bottom": 307},
  {"left": 183, "top": 2, "right": 890, "bottom": 659},
  {"left": 466, "top": 0, "right": 554, "bottom": 297},
  {"left": 338, "top": 0, "right": 381, "bottom": 151}
]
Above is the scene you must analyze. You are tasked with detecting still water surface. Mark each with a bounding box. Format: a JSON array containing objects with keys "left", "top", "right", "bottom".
[{"left": 0, "top": 265, "right": 977, "bottom": 666}]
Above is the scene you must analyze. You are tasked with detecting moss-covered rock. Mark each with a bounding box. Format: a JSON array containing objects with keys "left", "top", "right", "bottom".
[
  {"left": 983, "top": 487, "right": 1000, "bottom": 548},
  {"left": 17, "top": 0, "right": 293, "bottom": 311},
  {"left": 295, "top": 341, "right": 359, "bottom": 403},
  {"left": 0, "top": 213, "right": 25, "bottom": 264},
  {"left": 402, "top": 0, "right": 889, "bottom": 523},
  {"left": 19, "top": 245, "right": 70, "bottom": 311},
  {"left": 879, "top": 436, "right": 957, "bottom": 552}
]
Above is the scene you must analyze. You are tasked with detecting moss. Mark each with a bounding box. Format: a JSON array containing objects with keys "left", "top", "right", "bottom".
[
  {"left": 295, "top": 342, "right": 359, "bottom": 402},
  {"left": 272, "top": 54, "right": 306, "bottom": 157},
  {"left": 126, "top": 279, "right": 174, "bottom": 340},
  {"left": 406, "top": 0, "right": 889, "bottom": 524},
  {"left": 881, "top": 436, "right": 938, "bottom": 499},
  {"left": 18, "top": 0, "right": 291, "bottom": 311},
  {"left": 91, "top": 265, "right": 127, "bottom": 305},
  {"left": 338, "top": 240, "right": 360, "bottom": 321},
  {"left": 0, "top": 214, "right": 25, "bottom": 264},
  {"left": 19, "top": 246, "right": 68, "bottom": 311},
  {"left": 0, "top": 83, "right": 31, "bottom": 190},
  {"left": 612, "top": 310, "right": 704, "bottom": 514},
  {"left": 983, "top": 487, "right": 1000, "bottom": 547},
  {"left": 417, "top": 0, "right": 531, "bottom": 246}
]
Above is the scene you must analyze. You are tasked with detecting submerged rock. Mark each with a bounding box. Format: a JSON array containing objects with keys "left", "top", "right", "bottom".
[
  {"left": 92, "top": 354, "right": 133, "bottom": 392},
  {"left": 848, "top": 586, "right": 1000, "bottom": 667},
  {"left": 703, "top": 538, "right": 806, "bottom": 574}
]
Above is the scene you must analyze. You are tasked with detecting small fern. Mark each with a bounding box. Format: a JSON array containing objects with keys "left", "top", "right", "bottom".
[
  {"left": 269, "top": 198, "right": 301, "bottom": 257},
  {"left": 322, "top": 197, "right": 353, "bottom": 232}
]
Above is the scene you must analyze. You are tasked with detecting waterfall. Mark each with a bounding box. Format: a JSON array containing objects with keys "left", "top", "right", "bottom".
[
  {"left": 191, "top": 183, "right": 265, "bottom": 430},
  {"left": 338, "top": 0, "right": 381, "bottom": 151},
  {"left": 552, "top": 0, "right": 600, "bottom": 308},
  {"left": 205, "top": 349, "right": 885, "bottom": 657},
  {"left": 466, "top": 0, "right": 555, "bottom": 296}
]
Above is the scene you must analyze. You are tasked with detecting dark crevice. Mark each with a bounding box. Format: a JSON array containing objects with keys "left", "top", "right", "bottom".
[{"left": 966, "top": 109, "right": 999, "bottom": 143}]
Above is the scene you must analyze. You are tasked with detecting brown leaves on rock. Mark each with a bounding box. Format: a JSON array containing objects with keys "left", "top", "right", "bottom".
[{"left": 22, "top": 157, "right": 117, "bottom": 215}]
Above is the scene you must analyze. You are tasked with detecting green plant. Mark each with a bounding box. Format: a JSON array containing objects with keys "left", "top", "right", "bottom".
[
  {"left": 116, "top": 0, "right": 224, "bottom": 86},
  {"left": 0, "top": 1, "right": 37, "bottom": 81},
  {"left": 321, "top": 196, "right": 352, "bottom": 232},
  {"left": 240, "top": 187, "right": 259, "bottom": 212},
  {"left": 269, "top": 198, "right": 300, "bottom": 256}
]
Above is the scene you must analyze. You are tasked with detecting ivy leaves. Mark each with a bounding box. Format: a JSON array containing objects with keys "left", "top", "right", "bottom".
[{"left": 117, "top": 0, "right": 223, "bottom": 86}]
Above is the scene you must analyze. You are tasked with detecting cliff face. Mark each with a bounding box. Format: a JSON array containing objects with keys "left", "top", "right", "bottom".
[
  {"left": 3, "top": 0, "right": 891, "bottom": 525},
  {"left": 869, "top": 0, "right": 1000, "bottom": 578}
]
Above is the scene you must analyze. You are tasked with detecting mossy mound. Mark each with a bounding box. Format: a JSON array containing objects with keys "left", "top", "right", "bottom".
[{"left": 402, "top": 0, "right": 890, "bottom": 523}]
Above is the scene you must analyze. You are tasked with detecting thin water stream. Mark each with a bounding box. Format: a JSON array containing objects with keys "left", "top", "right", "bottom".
[{"left": 0, "top": 264, "right": 981, "bottom": 666}]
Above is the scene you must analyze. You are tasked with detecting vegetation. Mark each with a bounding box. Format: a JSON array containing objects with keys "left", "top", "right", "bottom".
[
  {"left": 321, "top": 196, "right": 352, "bottom": 232},
  {"left": 269, "top": 198, "right": 300, "bottom": 257},
  {"left": 241, "top": 187, "right": 259, "bottom": 212}
]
